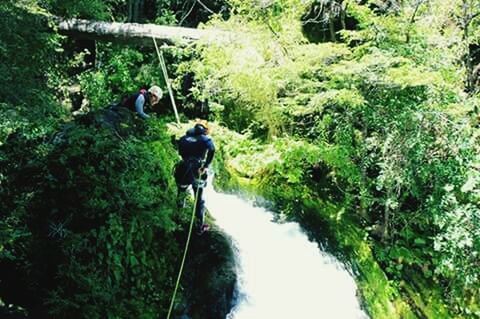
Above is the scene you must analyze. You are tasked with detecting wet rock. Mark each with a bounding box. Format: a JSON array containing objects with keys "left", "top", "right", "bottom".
[{"left": 180, "top": 227, "right": 237, "bottom": 319}]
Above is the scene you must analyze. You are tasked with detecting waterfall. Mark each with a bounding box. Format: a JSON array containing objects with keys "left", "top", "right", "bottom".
[{"left": 204, "top": 178, "right": 369, "bottom": 319}]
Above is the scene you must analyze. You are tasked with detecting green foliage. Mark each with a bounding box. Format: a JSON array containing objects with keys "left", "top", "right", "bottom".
[
  {"left": 0, "top": 4, "right": 68, "bottom": 304},
  {"left": 432, "top": 152, "right": 480, "bottom": 314},
  {"left": 152, "top": 0, "right": 231, "bottom": 27},
  {"left": 154, "top": 8, "right": 178, "bottom": 25},
  {"left": 185, "top": 39, "right": 281, "bottom": 135},
  {"left": 79, "top": 45, "right": 164, "bottom": 110},
  {"left": 187, "top": 1, "right": 480, "bottom": 316},
  {"left": 79, "top": 71, "right": 112, "bottom": 109},
  {"left": 0, "top": 113, "right": 180, "bottom": 317},
  {"left": 0, "top": 1, "right": 63, "bottom": 106},
  {"left": 41, "top": 0, "right": 115, "bottom": 19},
  {"left": 228, "top": 0, "right": 311, "bottom": 23}
]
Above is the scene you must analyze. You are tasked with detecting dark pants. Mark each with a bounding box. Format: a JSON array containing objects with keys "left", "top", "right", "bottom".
[{"left": 174, "top": 159, "right": 207, "bottom": 229}]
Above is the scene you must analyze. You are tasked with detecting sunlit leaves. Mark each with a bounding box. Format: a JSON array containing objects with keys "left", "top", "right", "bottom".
[{"left": 186, "top": 1, "right": 480, "bottom": 315}]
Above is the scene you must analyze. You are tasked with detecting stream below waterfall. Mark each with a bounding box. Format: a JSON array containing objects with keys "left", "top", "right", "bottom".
[{"left": 204, "top": 177, "right": 370, "bottom": 319}]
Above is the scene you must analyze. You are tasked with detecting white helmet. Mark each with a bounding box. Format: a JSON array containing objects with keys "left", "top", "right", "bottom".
[{"left": 148, "top": 85, "right": 163, "bottom": 99}]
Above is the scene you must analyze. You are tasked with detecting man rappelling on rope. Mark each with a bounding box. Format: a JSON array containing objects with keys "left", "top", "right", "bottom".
[{"left": 174, "top": 120, "right": 215, "bottom": 235}]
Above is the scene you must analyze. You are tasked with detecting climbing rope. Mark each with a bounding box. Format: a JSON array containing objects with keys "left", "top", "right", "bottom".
[
  {"left": 152, "top": 37, "right": 181, "bottom": 125},
  {"left": 151, "top": 36, "right": 206, "bottom": 318},
  {"left": 166, "top": 187, "right": 200, "bottom": 319}
]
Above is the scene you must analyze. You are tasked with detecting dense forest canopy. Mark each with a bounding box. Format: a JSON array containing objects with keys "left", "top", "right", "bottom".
[{"left": 1, "top": 0, "right": 479, "bottom": 318}]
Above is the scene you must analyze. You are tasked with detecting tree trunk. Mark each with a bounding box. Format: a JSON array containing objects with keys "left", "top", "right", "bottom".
[
  {"left": 52, "top": 16, "right": 230, "bottom": 46},
  {"left": 340, "top": 3, "right": 347, "bottom": 31},
  {"left": 461, "top": 0, "right": 480, "bottom": 93},
  {"left": 128, "top": 0, "right": 133, "bottom": 22},
  {"left": 463, "top": 11, "right": 475, "bottom": 92},
  {"left": 382, "top": 188, "right": 392, "bottom": 241},
  {"left": 128, "top": 0, "right": 145, "bottom": 22},
  {"left": 139, "top": 0, "right": 145, "bottom": 22},
  {"left": 329, "top": 19, "right": 336, "bottom": 42}
]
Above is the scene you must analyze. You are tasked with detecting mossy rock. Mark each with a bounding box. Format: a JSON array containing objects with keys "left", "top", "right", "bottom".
[{"left": 177, "top": 227, "right": 237, "bottom": 319}]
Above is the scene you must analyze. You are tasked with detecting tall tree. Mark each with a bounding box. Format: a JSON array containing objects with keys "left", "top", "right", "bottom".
[
  {"left": 128, "top": 0, "right": 145, "bottom": 22},
  {"left": 457, "top": 0, "right": 480, "bottom": 93}
]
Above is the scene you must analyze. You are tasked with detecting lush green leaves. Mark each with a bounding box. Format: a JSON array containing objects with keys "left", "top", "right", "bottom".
[
  {"left": 1, "top": 114, "right": 180, "bottom": 317},
  {"left": 188, "top": 1, "right": 480, "bottom": 316}
]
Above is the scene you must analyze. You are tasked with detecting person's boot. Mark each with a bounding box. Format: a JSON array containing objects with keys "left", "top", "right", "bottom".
[
  {"left": 195, "top": 218, "right": 208, "bottom": 235},
  {"left": 196, "top": 223, "right": 209, "bottom": 235}
]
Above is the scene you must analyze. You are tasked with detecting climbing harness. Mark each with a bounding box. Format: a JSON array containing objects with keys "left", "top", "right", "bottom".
[
  {"left": 193, "top": 177, "right": 206, "bottom": 189},
  {"left": 152, "top": 37, "right": 180, "bottom": 125},
  {"left": 166, "top": 188, "right": 200, "bottom": 319},
  {"left": 174, "top": 158, "right": 205, "bottom": 188}
]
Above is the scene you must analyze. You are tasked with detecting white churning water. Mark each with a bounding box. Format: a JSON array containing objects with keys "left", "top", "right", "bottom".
[{"left": 204, "top": 176, "right": 369, "bottom": 319}]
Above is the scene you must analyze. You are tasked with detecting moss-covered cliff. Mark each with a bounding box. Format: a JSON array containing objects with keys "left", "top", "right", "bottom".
[{"left": 0, "top": 110, "right": 236, "bottom": 318}]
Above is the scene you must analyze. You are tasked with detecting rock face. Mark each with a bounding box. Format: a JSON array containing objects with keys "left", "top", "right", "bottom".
[
  {"left": 77, "top": 108, "right": 238, "bottom": 319},
  {"left": 76, "top": 110, "right": 239, "bottom": 318},
  {"left": 0, "top": 105, "right": 237, "bottom": 318},
  {"left": 179, "top": 228, "right": 237, "bottom": 319}
]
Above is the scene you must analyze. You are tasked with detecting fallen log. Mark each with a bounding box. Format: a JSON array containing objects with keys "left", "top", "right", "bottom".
[{"left": 53, "top": 16, "right": 230, "bottom": 45}]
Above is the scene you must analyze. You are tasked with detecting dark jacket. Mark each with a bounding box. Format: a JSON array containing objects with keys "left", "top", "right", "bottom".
[
  {"left": 178, "top": 125, "right": 215, "bottom": 168},
  {"left": 122, "top": 89, "right": 150, "bottom": 119}
]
